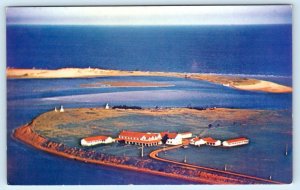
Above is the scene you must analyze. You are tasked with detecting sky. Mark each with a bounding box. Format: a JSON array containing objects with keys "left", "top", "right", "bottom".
[{"left": 6, "top": 5, "right": 292, "bottom": 25}]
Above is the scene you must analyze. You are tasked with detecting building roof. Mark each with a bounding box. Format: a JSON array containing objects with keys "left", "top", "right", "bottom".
[
  {"left": 160, "top": 132, "right": 178, "bottom": 139},
  {"left": 83, "top": 135, "right": 109, "bottom": 142},
  {"left": 160, "top": 131, "right": 169, "bottom": 137},
  {"left": 167, "top": 133, "right": 178, "bottom": 139},
  {"left": 202, "top": 137, "right": 219, "bottom": 143},
  {"left": 190, "top": 137, "right": 200, "bottom": 142},
  {"left": 122, "top": 139, "right": 161, "bottom": 144},
  {"left": 119, "top": 130, "right": 160, "bottom": 139},
  {"left": 225, "top": 137, "right": 248, "bottom": 143}
]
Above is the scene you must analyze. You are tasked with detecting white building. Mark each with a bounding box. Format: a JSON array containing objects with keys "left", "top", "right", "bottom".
[
  {"left": 165, "top": 133, "right": 182, "bottom": 145},
  {"left": 203, "top": 137, "right": 221, "bottom": 146},
  {"left": 189, "top": 137, "right": 206, "bottom": 146},
  {"left": 223, "top": 137, "right": 249, "bottom": 147},
  {"left": 179, "top": 132, "right": 193, "bottom": 139},
  {"left": 81, "top": 136, "right": 114, "bottom": 147},
  {"left": 190, "top": 137, "right": 221, "bottom": 146},
  {"left": 105, "top": 103, "right": 110, "bottom": 109},
  {"left": 189, "top": 137, "right": 198, "bottom": 145}
]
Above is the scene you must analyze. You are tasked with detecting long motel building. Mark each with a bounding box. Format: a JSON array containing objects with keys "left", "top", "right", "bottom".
[
  {"left": 81, "top": 135, "right": 115, "bottom": 147},
  {"left": 222, "top": 137, "right": 249, "bottom": 147},
  {"left": 117, "top": 130, "right": 162, "bottom": 146}
]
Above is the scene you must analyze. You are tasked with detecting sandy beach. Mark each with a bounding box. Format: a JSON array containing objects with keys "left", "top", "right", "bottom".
[
  {"left": 232, "top": 80, "right": 292, "bottom": 93},
  {"left": 7, "top": 68, "right": 292, "bottom": 93}
]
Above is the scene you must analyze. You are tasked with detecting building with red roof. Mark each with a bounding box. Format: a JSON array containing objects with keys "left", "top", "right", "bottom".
[
  {"left": 81, "top": 135, "right": 114, "bottom": 147},
  {"left": 190, "top": 137, "right": 206, "bottom": 146},
  {"left": 189, "top": 137, "right": 200, "bottom": 144},
  {"left": 190, "top": 137, "right": 221, "bottom": 146},
  {"left": 202, "top": 137, "right": 221, "bottom": 146},
  {"left": 165, "top": 133, "right": 182, "bottom": 145},
  {"left": 161, "top": 132, "right": 192, "bottom": 145},
  {"left": 222, "top": 137, "right": 249, "bottom": 147},
  {"left": 118, "top": 130, "right": 162, "bottom": 146}
]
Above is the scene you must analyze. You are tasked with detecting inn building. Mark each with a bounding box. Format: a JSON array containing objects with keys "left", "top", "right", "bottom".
[{"left": 117, "top": 130, "right": 162, "bottom": 146}]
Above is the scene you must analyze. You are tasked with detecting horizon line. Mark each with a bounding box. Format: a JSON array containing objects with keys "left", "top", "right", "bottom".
[
  {"left": 6, "top": 23, "right": 292, "bottom": 26},
  {"left": 6, "top": 6, "right": 292, "bottom": 26}
]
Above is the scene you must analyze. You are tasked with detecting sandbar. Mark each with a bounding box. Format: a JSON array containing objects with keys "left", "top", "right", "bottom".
[
  {"left": 80, "top": 81, "right": 173, "bottom": 88},
  {"left": 7, "top": 68, "right": 292, "bottom": 93}
]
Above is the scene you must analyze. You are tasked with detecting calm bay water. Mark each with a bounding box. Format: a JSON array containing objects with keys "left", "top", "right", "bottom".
[{"left": 7, "top": 25, "right": 292, "bottom": 184}]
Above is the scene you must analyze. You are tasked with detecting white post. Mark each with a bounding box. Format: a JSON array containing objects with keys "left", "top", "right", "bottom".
[
  {"left": 141, "top": 144, "right": 144, "bottom": 157},
  {"left": 60, "top": 105, "right": 64, "bottom": 112}
]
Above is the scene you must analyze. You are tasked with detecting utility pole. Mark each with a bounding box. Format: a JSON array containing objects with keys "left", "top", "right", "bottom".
[{"left": 138, "top": 144, "right": 144, "bottom": 157}]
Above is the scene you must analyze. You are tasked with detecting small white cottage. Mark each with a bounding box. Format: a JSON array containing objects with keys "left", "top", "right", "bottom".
[
  {"left": 165, "top": 133, "right": 183, "bottom": 145},
  {"left": 81, "top": 136, "right": 114, "bottom": 147},
  {"left": 189, "top": 137, "right": 206, "bottom": 146}
]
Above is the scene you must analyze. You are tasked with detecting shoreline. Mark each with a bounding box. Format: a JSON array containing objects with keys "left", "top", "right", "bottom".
[
  {"left": 7, "top": 68, "right": 292, "bottom": 93},
  {"left": 12, "top": 107, "right": 286, "bottom": 184},
  {"left": 13, "top": 124, "right": 277, "bottom": 184},
  {"left": 12, "top": 125, "right": 230, "bottom": 184}
]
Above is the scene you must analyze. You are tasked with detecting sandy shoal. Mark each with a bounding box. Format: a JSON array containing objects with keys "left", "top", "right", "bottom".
[
  {"left": 7, "top": 68, "right": 292, "bottom": 93},
  {"left": 80, "top": 81, "right": 174, "bottom": 88}
]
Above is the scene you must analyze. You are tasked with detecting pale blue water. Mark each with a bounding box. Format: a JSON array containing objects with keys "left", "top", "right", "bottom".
[
  {"left": 7, "top": 76, "right": 292, "bottom": 110},
  {"left": 7, "top": 24, "right": 292, "bottom": 184}
]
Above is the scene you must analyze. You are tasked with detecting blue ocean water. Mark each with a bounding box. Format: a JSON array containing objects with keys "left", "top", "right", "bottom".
[
  {"left": 6, "top": 25, "right": 292, "bottom": 185},
  {"left": 7, "top": 25, "right": 292, "bottom": 76}
]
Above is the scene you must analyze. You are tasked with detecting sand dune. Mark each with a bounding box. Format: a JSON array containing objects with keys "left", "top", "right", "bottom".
[{"left": 7, "top": 68, "right": 292, "bottom": 93}]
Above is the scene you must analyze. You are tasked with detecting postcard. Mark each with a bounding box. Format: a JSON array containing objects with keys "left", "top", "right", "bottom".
[{"left": 6, "top": 5, "right": 292, "bottom": 185}]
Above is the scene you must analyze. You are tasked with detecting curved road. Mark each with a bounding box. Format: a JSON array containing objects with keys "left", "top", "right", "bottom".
[{"left": 149, "top": 144, "right": 282, "bottom": 184}]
